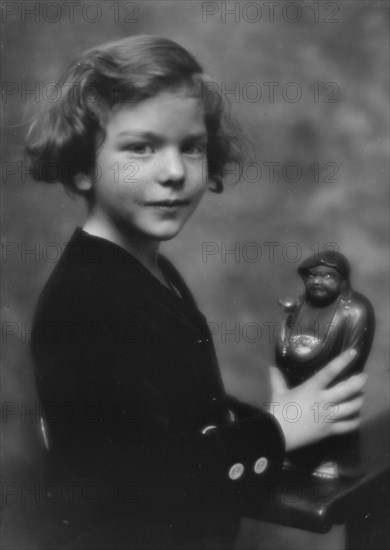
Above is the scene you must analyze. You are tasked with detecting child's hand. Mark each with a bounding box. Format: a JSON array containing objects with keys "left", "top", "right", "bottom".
[{"left": 268, "top": 349, "right": 367, "bottom": 452}]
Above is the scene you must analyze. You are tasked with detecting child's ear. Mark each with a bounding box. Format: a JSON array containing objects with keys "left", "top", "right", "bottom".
[
  {"left": 74, "top": 173, "right": 94, "bottom": 192},
  {"left": 207, "top": 175, "right": 223, "bottom": 194}
]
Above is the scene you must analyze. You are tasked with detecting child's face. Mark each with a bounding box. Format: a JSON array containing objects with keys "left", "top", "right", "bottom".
[{"left": 85, "top": 89, "right": 209, "bottom": 243}]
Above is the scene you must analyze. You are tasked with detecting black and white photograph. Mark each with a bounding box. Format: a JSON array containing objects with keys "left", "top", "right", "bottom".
[{"left": 1, "top": 1, "right": 389, "bottom": 549}]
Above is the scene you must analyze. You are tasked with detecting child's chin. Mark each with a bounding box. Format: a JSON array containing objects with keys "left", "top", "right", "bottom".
[
  {"left": 156, "top": 230, "right": 182, "bottom": 241},
  {"left": 149, "top": 225, "right": 183, "bottom": 241},
  {"left": 150, "top": 219, "right": 188, "bottom": 240}
]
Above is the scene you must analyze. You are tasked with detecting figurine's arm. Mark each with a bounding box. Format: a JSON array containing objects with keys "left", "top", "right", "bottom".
[{"left": 341, "top": 295, "right": 376, "bottom": 374}]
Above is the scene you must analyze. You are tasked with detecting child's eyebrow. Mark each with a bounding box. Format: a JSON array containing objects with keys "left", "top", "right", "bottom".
[{"left": 116, "top": 131, "right": 208, "bottom": 141}]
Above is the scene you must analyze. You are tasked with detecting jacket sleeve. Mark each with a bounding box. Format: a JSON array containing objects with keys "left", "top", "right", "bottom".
[{"left": 32, "top": 278, "right": 286, "bottom": 515}]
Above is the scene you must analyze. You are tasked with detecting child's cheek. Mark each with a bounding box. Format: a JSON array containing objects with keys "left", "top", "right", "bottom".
[{"left": 117, "top": 183, "right": 146, "bottom": 207}]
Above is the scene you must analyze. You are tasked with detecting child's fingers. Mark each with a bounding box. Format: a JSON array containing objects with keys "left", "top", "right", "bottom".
[
  {"left": 308, "top": 348, "right": 358, "bottom": 389},
  {"left": 269, "top": 366, "right": 288, "bottom": 395},
  {"left": 324, "top": 373, "right": 367, "bottom": 404},
  {"left": 328, "top": 416, "right": 362, "bottom": 435},
  {"left": 329, "top": 394, "right": 365, "bottom": 420}
]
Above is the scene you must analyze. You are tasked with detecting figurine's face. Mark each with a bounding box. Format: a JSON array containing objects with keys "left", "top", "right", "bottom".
[{"left": 302, "top": 266, "right": 344, "bottom": 304}]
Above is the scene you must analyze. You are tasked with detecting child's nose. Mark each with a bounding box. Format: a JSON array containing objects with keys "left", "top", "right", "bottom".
[{"left": 158, "top": 148, "right": 185, "bottom": 185}]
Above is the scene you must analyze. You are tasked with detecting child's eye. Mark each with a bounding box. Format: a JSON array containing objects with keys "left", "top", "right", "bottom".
[
  {"left": 182, "top": 144, "right": 205, "bottom": 156},
  {"left": 125, "top": 144, "right": 153, "bottom": 155}
]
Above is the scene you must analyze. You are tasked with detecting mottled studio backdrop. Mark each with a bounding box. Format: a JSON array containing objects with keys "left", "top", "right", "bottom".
[{"left": 1, "top": 0, "right": 389, "bottom": 546}]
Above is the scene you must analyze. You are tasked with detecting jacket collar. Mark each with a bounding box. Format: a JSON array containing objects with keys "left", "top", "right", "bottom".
[{"left": 61, "top": 227, "right": 206, "bottom": 336}]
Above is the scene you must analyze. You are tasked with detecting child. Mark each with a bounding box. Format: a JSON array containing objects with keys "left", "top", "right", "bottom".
[{"left": 26, "top": 35, "right": 366, "bottom": 550}]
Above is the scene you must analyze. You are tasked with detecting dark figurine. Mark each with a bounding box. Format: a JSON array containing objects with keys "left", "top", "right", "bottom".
[{"left": 275, "top": 250, "right": 375, "bottom": 478}]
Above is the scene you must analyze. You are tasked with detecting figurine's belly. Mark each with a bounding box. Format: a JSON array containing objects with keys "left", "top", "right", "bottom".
[
  {"left": 276, "top": 299, "right": 344, "bottom": 386},
  {"left": 276, "top": 332, "right": 341, "bottom": 386},
  {"left": 289, "top": 334, "right": 321, "bottom": 358}
]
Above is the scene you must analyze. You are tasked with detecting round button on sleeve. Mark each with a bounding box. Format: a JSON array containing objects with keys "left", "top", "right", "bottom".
[
  {"left": 228, "top": 463, "right": 245, "bottom": 480},
  {"left": 254, "top": 457, "right": 268, "bottom": 475}
]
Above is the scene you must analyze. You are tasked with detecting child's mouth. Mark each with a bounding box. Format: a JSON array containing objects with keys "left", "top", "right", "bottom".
[{"left": 145, "top": 199, "right": 191, "bottom": 210}]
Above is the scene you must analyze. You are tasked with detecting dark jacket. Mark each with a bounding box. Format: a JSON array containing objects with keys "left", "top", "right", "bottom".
[{"left": 31, "top": 228, "right": 285, "bottom": 538}]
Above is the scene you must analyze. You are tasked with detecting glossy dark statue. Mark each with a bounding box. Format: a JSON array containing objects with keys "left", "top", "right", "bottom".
[{"left": 275, "top": 250, "right": 375, "bottom": 478}]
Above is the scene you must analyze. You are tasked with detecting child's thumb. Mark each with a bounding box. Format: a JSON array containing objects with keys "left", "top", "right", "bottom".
[{"left": 269, "top": 366, "right": 288, "bottom": 396}]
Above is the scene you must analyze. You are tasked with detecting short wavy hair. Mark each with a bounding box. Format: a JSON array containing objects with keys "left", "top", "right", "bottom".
[{"left": 25, "top": 34, "right": 243, "bottom": 196}]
